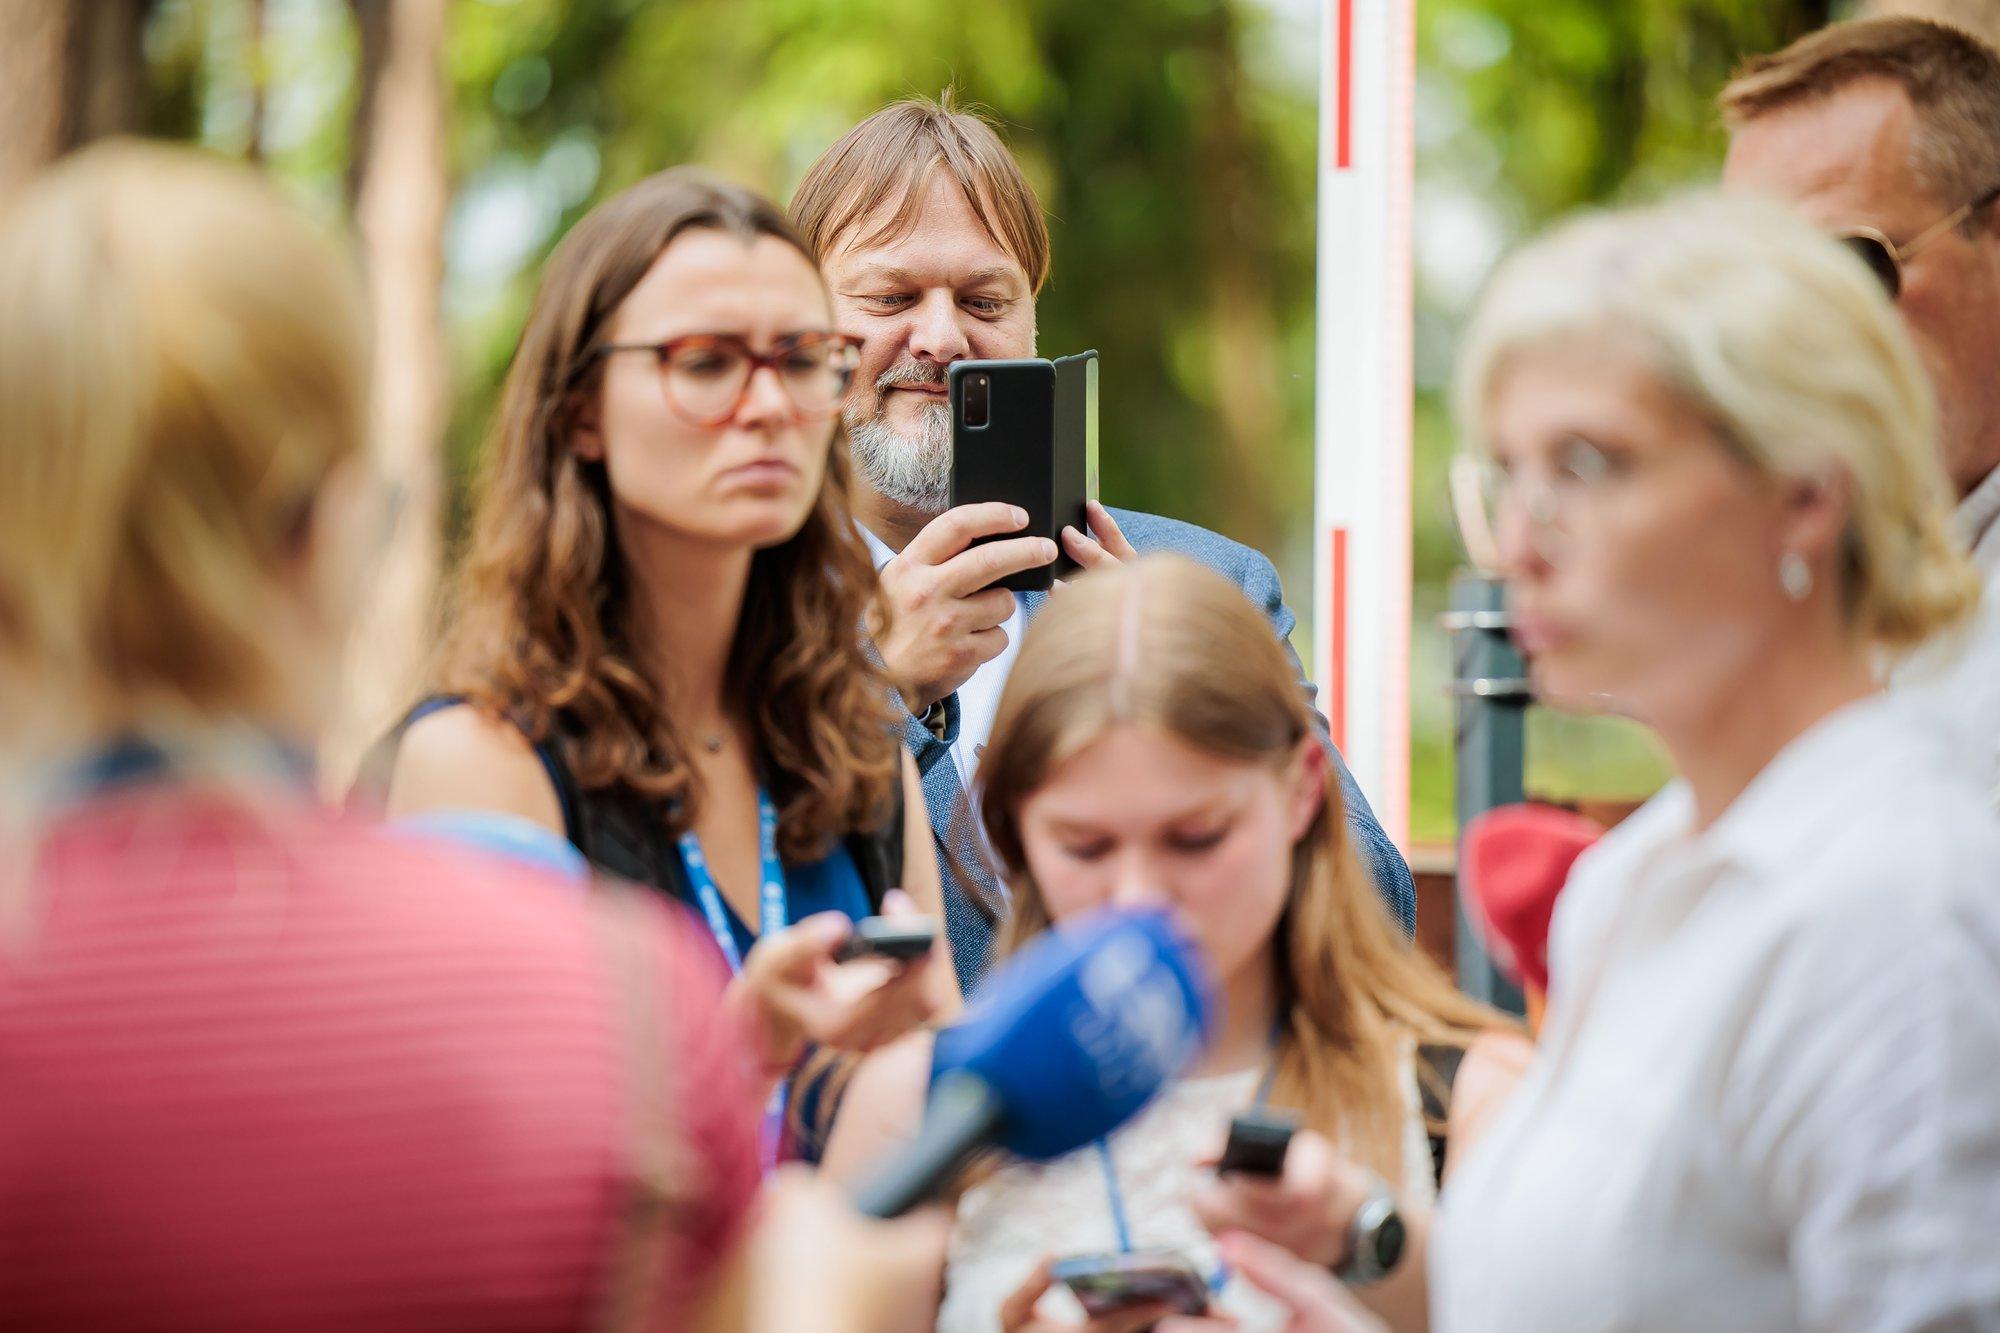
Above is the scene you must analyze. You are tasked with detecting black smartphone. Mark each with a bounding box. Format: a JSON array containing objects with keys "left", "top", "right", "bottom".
[
  {"left": 1050, "top": 1249, "right": 1210, "bottom": 1318},
  {"left": 949, "top": 351, "right": 1098, "bottom": 592},
  {"left": 833, "top": 916, "right": 938, "bottom": 964},
  {"left": 1052, "top": 348, "right": 1099, "bottom": 565},
  {"left": 1217, "top": 1109, "right": 1299, "bottom": 1178}
]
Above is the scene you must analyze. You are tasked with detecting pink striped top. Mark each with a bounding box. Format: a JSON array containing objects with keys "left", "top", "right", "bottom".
[{"left": 0, "top": 784, "right": 760, "bottom": 1331}]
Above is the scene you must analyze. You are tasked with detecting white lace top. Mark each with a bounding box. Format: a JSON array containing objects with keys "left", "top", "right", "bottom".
[{"left": 937, "top": 1052, "right": 1438, "bottom": 1332}]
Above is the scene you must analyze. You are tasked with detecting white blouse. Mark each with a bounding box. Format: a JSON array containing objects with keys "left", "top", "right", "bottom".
[
  {"left": 940, "top": 1054, "right": 1438, "bottom": 1332},
  {"left": 1892, "top": 468, "right": 2000, "bottom": 809},
  {"left": 1432, "top": 696, "right": 2000, "bottom": 1333}
]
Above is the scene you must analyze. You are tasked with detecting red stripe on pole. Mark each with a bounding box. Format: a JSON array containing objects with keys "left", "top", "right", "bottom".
[
  {"left": 1328, "top": 526, "right": 1349, "bottom": 752},
  {"left": 1335, "top": 0, "right": 1354, "bottom": 170}
]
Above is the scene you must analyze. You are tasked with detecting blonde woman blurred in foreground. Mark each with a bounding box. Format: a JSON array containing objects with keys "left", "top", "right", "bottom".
[
  {"left": 0, "top": 141, "right": 937, "bottom": 1333},
  {"left": 1197, "top": 194, "right": 2000, "bottom": 1332}
]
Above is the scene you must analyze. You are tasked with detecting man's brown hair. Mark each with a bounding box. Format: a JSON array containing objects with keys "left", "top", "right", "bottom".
[
  {"left": 1869, "top": 0, "right": 2000, "bottom": 54},
  {"left": 790, "top": 91, "right": 1052, "bottom": 293},
  {"left": 1721, "top": 16, "right": 2000, "bottom": 210}
]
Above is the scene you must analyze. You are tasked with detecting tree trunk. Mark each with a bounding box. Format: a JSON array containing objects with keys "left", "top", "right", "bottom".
[
  {"left": 345, "top": 0, "right": 392, "bottom": 207},
  {"left": 0, "top": 0, "right": 152, "bottom": 199},
  {"left": 324, "top": 0, "right": 452, "bottom": 792},
  {"left": 245, "top": 0, "right": 268, "bottom": 163},
  {"left": 62, "top": 0, "right": 152, "bottom": 145},
  {"left": 0, "top": 0, "right": 69, "bottom": 198},
  {"left": 1189, "top": 8, "right": 1284, "bottom": 556}
]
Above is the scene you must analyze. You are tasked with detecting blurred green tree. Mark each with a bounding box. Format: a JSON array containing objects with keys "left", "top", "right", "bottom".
[
  {"left": 1406, "top": 0, "right": 1839, "bottom": 839},
  {"left": 4, "top": 0, "right": 1857, "bottom": 832},
  {"left": 441, "top": 0, "right": 1321, "bottom": 567}
]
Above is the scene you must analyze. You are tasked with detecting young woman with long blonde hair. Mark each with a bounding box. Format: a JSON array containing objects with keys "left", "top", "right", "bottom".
[{"left": 823, "top": 555, "right": 1528, "bottom": 1333}]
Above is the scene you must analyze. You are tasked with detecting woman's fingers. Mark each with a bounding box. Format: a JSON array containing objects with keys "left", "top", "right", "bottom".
[
  {"left": 737, "top": 910, "right": 945, "bottom": 1059},
  {"left": 813, "top": 952, "right": 941, "bottom": 1051},
  {"left": 1216, "top": 1231, "right": 1389, "bottom": 1333},
  {"left": 753, "top": 913, "right": 854, "bottom": 984},
  {"left": 1189, "top": 1129, "right": 1364, "bottom": 1270},
  {"left": 998, "top": 1257, "right": 1058, "bottom": 1330},
  {"left": 1088, "top": 1301, "right": 1182, "bottom": 1332},
  {"left": 1190, "top": 1178, "right": 1310, "bottom": 1254}
]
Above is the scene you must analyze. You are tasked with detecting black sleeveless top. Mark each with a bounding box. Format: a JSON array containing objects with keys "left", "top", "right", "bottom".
[
  {"left": 355, "top": 696, "right": 905, "bottom": 912},
  {"left": 1418, "top": 1042, "right": 1467, "bottom": 1187}
]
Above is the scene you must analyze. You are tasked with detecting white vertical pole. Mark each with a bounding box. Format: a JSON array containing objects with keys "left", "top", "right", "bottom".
[{"left": 1313, "top": 0, "right": 1414, "bottom": 848}]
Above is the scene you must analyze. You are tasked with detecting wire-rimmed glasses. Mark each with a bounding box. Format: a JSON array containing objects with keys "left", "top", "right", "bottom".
[{"left": 1836, "top": 182, "right": 2000, "bottom": 300}]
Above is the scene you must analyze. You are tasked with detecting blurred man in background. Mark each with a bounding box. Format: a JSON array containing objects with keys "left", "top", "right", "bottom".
[{"left": 1723, "top": 17, "right": 2000, "bottom": 802}]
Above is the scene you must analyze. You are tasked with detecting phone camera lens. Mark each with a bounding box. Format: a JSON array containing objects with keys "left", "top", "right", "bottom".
[{"left": 963, "top": 373, "right": 991, "bottom": 429}]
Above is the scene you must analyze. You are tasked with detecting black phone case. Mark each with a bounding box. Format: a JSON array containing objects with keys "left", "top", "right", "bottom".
[
  {"left": 834, "top": 919, "right": 938, "bottom": 964},
  {"left": 1217, "top": 1110, "right": 1297, "bottom": 1177},
  {"left": 949, "top": 353, "right": 1098, "bottom": 593},
  {"left": 1052, "top": 1251, "right": 1210, "bottom": 1318}
]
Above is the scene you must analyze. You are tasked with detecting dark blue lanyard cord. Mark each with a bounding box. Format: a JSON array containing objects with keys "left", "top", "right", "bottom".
[{"left": 1093, "top": 1029, "right": 1284, "bottom": 1293}]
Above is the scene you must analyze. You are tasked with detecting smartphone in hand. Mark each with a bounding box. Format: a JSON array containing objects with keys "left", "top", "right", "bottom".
[
  {"left": 833, "top": 916, "right": 939, "bottom": 965},
  {"left": 1217, "top": 1109, "right": 1299, "bottom": 1178},
  {"left": 1050, "top": 1249, "right": 1210, "bottom": 1318},
  {"left": 949, "top": 351, "right": 1098, "bottom": 592}
]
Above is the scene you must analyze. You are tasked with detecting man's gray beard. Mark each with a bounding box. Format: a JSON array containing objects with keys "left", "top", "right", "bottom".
[{"left": 845, "top": 397, "right": 952, "bottom": 514}]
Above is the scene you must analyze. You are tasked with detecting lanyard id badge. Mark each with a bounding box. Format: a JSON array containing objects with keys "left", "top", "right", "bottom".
[
  {"left": 678, "top": 787, "right": 789, "bottom": 1172},
  {"left": 1092, "top": 1035, "right": 1285, "bottom": 1294}
]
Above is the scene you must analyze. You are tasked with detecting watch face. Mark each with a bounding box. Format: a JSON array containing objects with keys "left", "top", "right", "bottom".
[{"left": 1373, "top": 1211, "right": 1408, "bottom": 1274}]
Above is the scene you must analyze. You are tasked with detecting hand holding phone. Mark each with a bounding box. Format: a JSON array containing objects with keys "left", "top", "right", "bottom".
[
  {"left": 1049, "top": 1249, "right": 1210, "bottom": 1319},
  {"left": 1217, "top": 1109, "right": 1300, "bottom": 1178},
  {"left": 949, "top": 352, "right": 1098, "bottom": 593},
  {"left": 834, "top": 916, "right": 938, "bottom": 965},
  {"left": 727, "top": 912, "right": 942, "bottom": 1081},
  {"left": 1190, "top": 1126, "right": 1376, "bottom": 1276},
  {"left": 872, "top": 502, "right": 1054, "bottom": 711}
]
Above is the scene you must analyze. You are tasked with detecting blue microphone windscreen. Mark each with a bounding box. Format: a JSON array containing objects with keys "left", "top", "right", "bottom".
[
  {"left": 931, "top": 906, "right": 1213, "bottom": 1160},
  {"left": 392, "top": 810, "right": 592, "bottom": 885}
]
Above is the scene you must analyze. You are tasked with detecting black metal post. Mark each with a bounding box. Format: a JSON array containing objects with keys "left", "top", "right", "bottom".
[{"left": 1445, "top": 571, "right": 1528, "bottom": 1015}]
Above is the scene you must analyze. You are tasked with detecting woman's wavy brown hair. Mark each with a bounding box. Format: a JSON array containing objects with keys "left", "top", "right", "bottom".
[
  {"left": 976, "top": 556, "right": 1515, "bottom": 1179},
  {"left": 434, "top": 167, "right": 899, "bottom": 859}
]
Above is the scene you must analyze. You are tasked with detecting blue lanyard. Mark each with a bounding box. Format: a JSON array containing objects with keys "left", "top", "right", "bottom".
[
  {"left": 1091, "top": 1040, "right": 1283, "bottom": 1293},
  {"left": 678, "top": 788, "right": 787, "bottom": 973},
  {"left": 677, "top": 786, "right": 789, "bottom": 1170}
]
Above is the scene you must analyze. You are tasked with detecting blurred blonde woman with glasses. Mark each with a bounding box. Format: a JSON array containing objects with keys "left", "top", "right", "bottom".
[
  {"left": 1193, "top": 194, "right": 2000, "bottom": 1332},
  {"left": 0, "top": 142, "right": 945, "bottom": 1332}
]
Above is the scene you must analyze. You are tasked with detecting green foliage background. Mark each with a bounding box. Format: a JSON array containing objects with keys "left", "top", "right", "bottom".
[{"left": 146, "top": 0, "right": 1848, "bottom": 842}]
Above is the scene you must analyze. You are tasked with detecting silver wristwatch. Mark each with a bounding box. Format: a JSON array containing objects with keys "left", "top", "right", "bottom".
[{"left": 1333, "top": 1181, "right": 1408, "bottom": 1287}]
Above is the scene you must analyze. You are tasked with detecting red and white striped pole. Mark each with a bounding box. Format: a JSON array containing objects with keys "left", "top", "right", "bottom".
[{"left": 1313, "top": 0, "right": 1415, "bottom": 848}]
